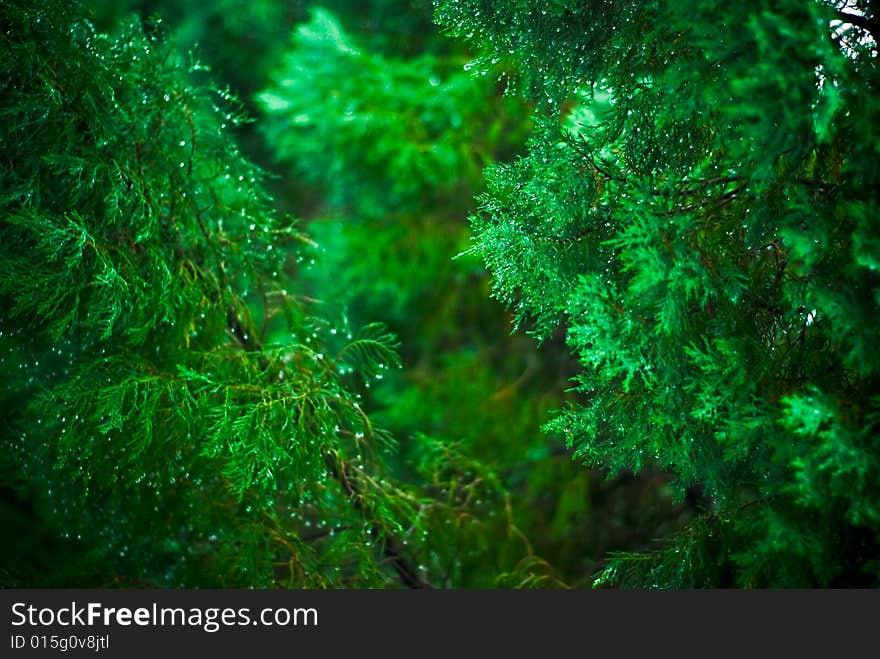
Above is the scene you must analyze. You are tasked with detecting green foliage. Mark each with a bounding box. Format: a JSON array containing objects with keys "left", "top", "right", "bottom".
[
  {"left": 259, "top": 7, "right": 525, "bottom": 215},
  {"left": 436, "top": 0, "right": 880, "bottom": 586},
  {"left": 16, "top": 0, "right": 870, "bottom": 591},
  {"left": 85, "top": 0, "right": 307, "bottom": 103},
  {"left": 254, "top": 3, "right": 694, "bottom": 587},
  {"left": 256, "top": 4, "right": 599, "bottom": 585},
  {"left": 0, "top": 0, "right": 513, "bottom": 588}
]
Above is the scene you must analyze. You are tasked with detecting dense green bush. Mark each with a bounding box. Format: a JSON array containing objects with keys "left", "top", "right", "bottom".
[
  {"left": 256, "top": 3, "right": 688, "bottom": 585},
  {"left": 435, "top": 0, "right": 880, "bottom": 586},
  {"left": 0, "top": 0, "right": 546, "bottom": 588},
  {"left": 6, "top": 0, "right": 871, "bottom": 590}
]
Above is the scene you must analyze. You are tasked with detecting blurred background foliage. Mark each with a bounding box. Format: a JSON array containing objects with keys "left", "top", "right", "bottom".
[{"left": 1, "top": 0, "right": 694, "bottom": 587}]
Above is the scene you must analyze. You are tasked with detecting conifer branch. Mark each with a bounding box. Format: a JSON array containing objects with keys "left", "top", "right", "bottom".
[
  {"left": 326, "top": 453, "right": 434, "bottom": 589},
  {"left": 223, "top": 308, "right": 432, "bottom": 588},
  {"left": 834, "top": 10, "right": 880, "bottom": 42}
]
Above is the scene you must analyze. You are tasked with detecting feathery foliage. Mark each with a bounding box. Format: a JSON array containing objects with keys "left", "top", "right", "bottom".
[
  {"left": 0, "top": 0, "right": 525, "bottom": 588},
  {"left": 435, "top": 0, "right": 880, "bottom": 586},
  {"left": 256, "top": 3, "right": 682, "bottom": 586},
  {"left": 10, "top": 0, "right": 869, "bottom": 590}
]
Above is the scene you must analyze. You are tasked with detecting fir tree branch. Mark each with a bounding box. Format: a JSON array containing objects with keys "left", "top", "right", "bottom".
[
  {"left": 326, "top": 453, "right": 433, "bottom": 589},
  {"left": 224, "top": 307, "right": 433, "bottom": 588}
]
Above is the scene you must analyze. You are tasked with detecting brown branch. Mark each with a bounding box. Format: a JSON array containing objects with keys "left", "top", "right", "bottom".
[
  {"left": 299, "top": 524, "right": 353, "bottom": 542},
  {"left": 835, "top": 10, "right": 880, "bottom": 42},
  {"left": 224, "top": 307, "right": 433, "bottom": 589},
  {"left": 326, "top": 453, "right": 434, "bottom": 589}
]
